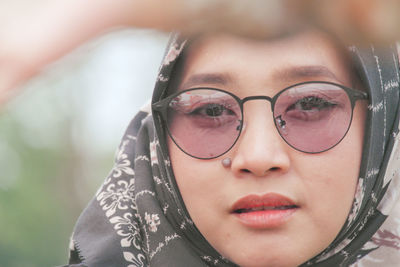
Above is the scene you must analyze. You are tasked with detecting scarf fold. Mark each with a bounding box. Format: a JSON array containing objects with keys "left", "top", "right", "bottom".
[{"left": 64, "top": 34, "right": 400, "bottom": 267}]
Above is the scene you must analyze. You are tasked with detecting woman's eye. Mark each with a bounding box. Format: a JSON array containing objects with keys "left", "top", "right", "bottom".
[
  {"left": 287, "top": 96, "right": 337, "bottom": 112},
  {"left": 282, "top": 95, "right": 339, "bottom": 122},
  {"left": 191, "top": 103, "right": 233, "bottom": 117}
]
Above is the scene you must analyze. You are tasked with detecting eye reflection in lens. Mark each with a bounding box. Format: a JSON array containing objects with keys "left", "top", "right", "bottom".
[
  {"left": 274, "top": 83, "right": 352, "bottom": 153},
  {"left": 166, "top": 89, "right": 242, "bottom": 158}
]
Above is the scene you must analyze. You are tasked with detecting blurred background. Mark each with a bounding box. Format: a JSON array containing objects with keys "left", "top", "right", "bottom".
[{"left": 0, "top": 29, "right": 168, "bottom": 267}]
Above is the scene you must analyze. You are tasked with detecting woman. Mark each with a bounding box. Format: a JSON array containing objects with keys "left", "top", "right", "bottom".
[{"left": 65, "top": 29, "right": 400, "bottom": 266}]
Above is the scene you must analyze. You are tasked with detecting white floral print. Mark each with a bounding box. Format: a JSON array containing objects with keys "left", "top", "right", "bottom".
[
  {"left": 145, "top": 212, "right": 161, "bottom": 233},
  {"left": 110, "top": 212, "right": 142, "bottom": 249},
  {"left": 97, "top": 178, "right": 136, "bottom": 217}
]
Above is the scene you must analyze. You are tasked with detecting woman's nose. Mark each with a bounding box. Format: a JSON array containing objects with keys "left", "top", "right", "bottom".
[{"left": 230, "top": 104, "right": 291, "bottom": 177}]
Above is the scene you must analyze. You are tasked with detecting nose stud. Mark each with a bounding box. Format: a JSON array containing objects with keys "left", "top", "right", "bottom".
[{"left": 222, "top": 158, "right": 232, "bottom": 168}]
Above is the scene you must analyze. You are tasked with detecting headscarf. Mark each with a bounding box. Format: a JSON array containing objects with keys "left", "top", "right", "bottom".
[{"left": 63, "top": 33, "right": 400, "bottom": 267}]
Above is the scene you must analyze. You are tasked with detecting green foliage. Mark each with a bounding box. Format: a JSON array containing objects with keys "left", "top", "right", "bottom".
[{"left": 0, "top": 90, "right": 113, "bottom": 267}]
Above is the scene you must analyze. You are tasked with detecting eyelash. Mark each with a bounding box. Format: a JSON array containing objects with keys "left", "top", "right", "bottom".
[{"left": 286, "top": 96, "right": 337, "bottom": 112}]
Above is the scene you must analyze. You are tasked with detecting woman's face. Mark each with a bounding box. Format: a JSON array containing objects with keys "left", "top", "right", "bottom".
[{"left": 168, "top": 32, "right": 366, "bottom": 267}]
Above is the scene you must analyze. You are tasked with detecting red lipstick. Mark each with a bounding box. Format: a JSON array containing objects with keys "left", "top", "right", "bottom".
[{"left": 231, "top": 193, "right": 298, "bottom": 229}]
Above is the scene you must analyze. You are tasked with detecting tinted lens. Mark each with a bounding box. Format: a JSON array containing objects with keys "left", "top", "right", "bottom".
[
  {"left": 166, "top": 89, "right": 242, "bottom": 158},
  {"left": 274, "top": 83, "right": 352, "bottom": 153}
]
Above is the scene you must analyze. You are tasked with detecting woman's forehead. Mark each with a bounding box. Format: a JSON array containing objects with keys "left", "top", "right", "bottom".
[{"left": 175, "top": 31, "right": 354, "bottom": 92}]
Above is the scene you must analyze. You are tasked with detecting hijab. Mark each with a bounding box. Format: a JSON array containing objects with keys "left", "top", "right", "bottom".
[{"left": 63, "top": 33, "right": 400, "bottom": 267}]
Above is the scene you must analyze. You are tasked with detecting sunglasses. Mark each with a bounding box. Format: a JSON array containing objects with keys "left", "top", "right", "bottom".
[{"left": 153, "top": 81, "right": 368, "bottom": 159}]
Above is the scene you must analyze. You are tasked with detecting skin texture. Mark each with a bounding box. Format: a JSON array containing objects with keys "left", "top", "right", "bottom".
[{"left": 168, "top": 32, "right": 367, "bottom": 267}]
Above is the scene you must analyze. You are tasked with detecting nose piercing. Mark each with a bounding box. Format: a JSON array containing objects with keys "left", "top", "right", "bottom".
[{"left": 222, "top": 158, "right": 232, "bottom": 168}]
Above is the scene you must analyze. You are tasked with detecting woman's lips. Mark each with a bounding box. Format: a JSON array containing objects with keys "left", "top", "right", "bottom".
[{"left": 231, "top": 193, "right": 299, "bottom": 229}]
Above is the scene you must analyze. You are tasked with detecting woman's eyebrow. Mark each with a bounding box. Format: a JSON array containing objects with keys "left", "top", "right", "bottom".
[
  {"left": 180, "top": 73, "right": 233, "bottom": 89},
  {"left": 180, "top": 66, "right": 340, "bottom": 89},
  {"left": 273, "top": 65, "right": 340, "bottom": 82}
]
